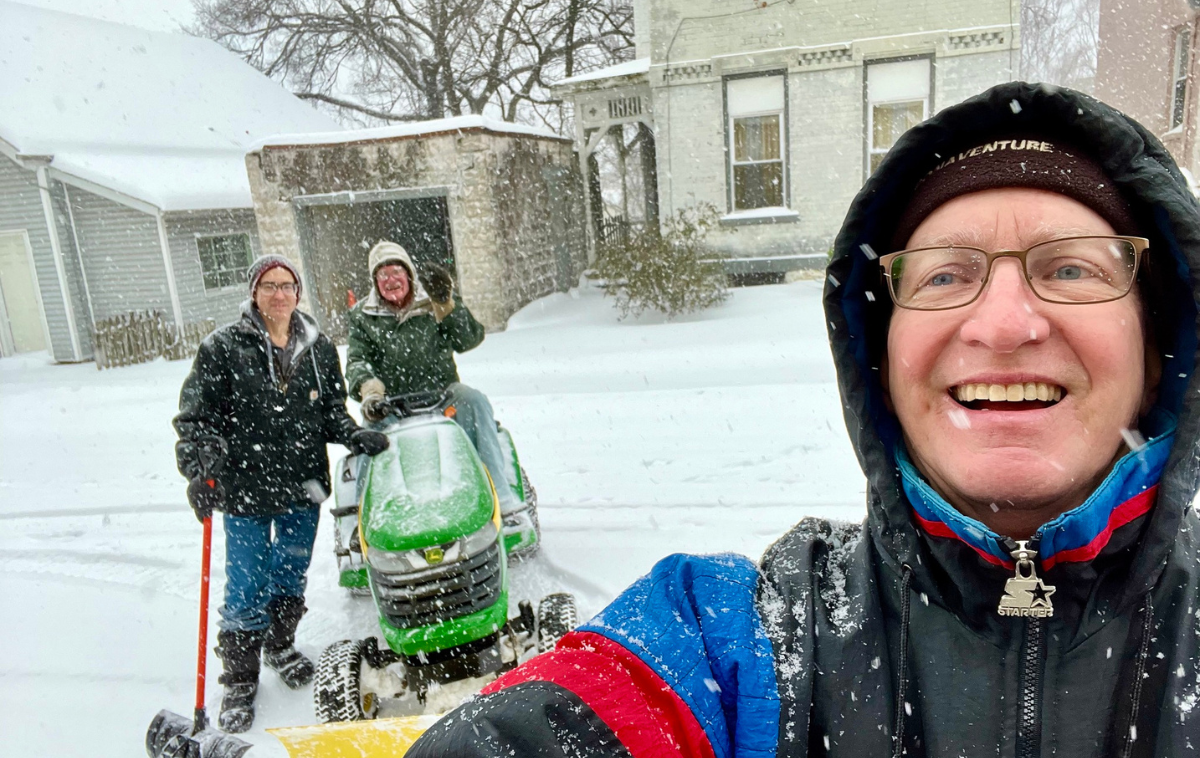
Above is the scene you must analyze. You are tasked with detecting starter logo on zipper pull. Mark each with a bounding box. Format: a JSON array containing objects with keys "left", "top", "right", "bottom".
[{"left": 997, "top": 540, "right": 1056, "bottom": 618}]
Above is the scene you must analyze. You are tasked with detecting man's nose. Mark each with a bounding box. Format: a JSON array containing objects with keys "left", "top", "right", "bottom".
[{"left": 957, "top": 258, "right": 1051, "bottom": 352}]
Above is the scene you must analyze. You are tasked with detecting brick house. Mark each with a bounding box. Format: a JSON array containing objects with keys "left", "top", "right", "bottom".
[
  {"left": 552, "top": 0, "right": 1021, "bottom": 279},
  {"left": 1095, "top": 0, "right": 1200, "bottom": 189}
]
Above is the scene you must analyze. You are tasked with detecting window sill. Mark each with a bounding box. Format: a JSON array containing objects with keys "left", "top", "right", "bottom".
[{"left": 719, "top": 207, "right": 800, "bottom": 227}]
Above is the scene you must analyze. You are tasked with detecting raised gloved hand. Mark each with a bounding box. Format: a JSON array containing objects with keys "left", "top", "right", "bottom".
[
  {"left": 423, "top": 264, "right": 456, "bottom": 322},
  {"left": 359, "top": 378, "right": 390, "bottom": 422},
  {"left": 423, "top": 264, "right": 454, "bottom": 303},
  {"left": 187, "top": 476, "right": 225, "bottom": 523},
  {"left": 349, "top": 429, "right": 390, "bottom": 457}
]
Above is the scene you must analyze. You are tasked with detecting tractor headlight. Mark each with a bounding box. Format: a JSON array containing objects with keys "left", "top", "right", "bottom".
[
  {"left": 366, "top": 519, "right": 498, "bottom": 574},
  {"left": 460, "top": 518, "right": 499, "bottom": 557}
]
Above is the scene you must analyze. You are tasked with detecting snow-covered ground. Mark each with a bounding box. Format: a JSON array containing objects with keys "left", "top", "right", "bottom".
[{"left": 0, "top": 279, "right": 866, "bottom": 757}]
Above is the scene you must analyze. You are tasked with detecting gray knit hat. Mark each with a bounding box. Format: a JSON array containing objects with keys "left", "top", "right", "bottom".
[{"left": 247, "top": 254, "right": 302, "bottom": 296}]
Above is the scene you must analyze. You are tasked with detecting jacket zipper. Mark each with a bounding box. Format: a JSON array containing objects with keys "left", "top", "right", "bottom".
[
  {"left": 1016, "top": 616, "right": 1046, "bottom": 757},
  {"left": 1001, "top": 536, "right": 1049, "bottom": 758}
]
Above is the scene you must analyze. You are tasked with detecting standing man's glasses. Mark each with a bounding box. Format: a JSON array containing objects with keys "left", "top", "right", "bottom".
[
  {"left": 878, "top": 236, "right": 1150, "bottom": 311},
  {"left": 257, "top": 282, "right": 300, "bottom": 295}
]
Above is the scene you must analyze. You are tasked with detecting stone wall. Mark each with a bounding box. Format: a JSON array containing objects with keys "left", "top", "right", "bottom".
[{"left": 246, "top": 129, "right": 583, "bottom": 333}]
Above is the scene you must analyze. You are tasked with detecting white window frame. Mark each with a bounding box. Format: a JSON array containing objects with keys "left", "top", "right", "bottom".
[
  {"left": 865, "top": 57, "right": 932, "bottom": 178},
  {"left": 725, "top": 73, "right": 789, "bottom": 212},
  {"left": 195, "top": 232, "right": 253, "bottom": 291},
  {"left": 1171, "top": 27, "right": 1191, "bottom": 130}
]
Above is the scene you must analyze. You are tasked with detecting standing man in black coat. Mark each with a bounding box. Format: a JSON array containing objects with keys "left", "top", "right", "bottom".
[{"left": 174, "top": 255, "right": 388, "bottom": 733}]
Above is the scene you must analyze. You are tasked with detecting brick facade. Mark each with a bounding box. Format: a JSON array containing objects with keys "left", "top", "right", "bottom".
[{"left": 559, "top": 0, "right": 1019, "bottom": 271}]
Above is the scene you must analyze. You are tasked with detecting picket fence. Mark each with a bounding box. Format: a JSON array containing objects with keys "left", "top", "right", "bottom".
[{"left": 92, "top": 310, "right": 215, "bottom": 370}]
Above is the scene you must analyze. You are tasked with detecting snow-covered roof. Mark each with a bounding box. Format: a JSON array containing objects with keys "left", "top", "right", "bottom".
[
  {"left": 251, "top": 114, "right": 566, "bottom": 152},
  {"left": 554, "top": 58, "right": 650, "bottom": 88},
  {"left": 0, "top": 1, "right": 342, "bottom": 211}
]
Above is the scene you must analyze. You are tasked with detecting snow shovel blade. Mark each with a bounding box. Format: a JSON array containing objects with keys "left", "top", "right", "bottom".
[
  {"left": 146, "top": 709, "right": 252, "bottom": 758},
  {"left": 268, "top": 714, "right": 441, "bottom": 758}
]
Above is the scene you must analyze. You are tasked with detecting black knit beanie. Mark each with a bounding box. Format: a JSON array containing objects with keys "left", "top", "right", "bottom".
[{"left": 892, "top": 136, "right": 1137, "bottom": 250}]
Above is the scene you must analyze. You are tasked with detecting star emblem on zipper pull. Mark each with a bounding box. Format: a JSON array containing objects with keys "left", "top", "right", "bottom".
[{"left": 997, "top": 540, "right": 1056, "bottom": 618}]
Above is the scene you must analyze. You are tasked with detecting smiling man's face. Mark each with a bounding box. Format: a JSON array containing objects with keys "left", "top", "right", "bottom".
[{"left": 885, "top": 188, "right": 1152, "bottom": 533}]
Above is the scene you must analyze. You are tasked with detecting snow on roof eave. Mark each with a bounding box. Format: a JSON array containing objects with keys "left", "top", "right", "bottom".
[
  {"left": 552, "top": 58, "right": 651, "bottom": 93},
  {"left": 251, "top": 114, "right": 567, "bottom": 153}
]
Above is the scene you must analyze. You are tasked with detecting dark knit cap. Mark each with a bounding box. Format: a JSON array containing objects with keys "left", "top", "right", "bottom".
[
  {"left": 892, "top": 135, "right": 1137, "bottom": 250},
  {"left": 247, "top": 254, "right": 302, "bottom": 296}
]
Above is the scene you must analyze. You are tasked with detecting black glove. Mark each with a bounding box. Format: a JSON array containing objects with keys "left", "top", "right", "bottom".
[
  {"left": 186, "top": 476, "right": 225, "bottom": 522},
  {"left": 349, "top": 429, "right": 390, "bottom": 457},
  {"left": 423, "top": 264, "right": 454, "bottom": 303},
  {"left": 360, "top": 395, "right": 392, "bottom": 422}
]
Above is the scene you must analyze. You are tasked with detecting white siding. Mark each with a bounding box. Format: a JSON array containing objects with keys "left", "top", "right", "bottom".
[
  {"left": 165, "top": 209, "right": 262, "bottom": 326},
  {"left": 0, "top": 156, "right": 77, "bottom": 361},
  {"left": 66, "top": 185, "right": 171, "bottom": 322}
]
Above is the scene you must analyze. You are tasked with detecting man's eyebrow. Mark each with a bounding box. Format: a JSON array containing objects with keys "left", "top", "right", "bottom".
[{"left": 913, "top": 226, "right": 1107, "bottom": 249}]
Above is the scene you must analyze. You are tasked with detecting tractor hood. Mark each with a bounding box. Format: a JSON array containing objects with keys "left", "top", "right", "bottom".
[{"left": 361, "top": 418, "right": 495, "bottom": 553}]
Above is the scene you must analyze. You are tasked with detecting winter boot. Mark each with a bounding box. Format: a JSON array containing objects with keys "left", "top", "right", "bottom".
[
  {"left": 215, "top": 629, "right": 263, "bottom": 733},
  {"left": 262, "top": 596, "right": 315, "bottom": 689}
]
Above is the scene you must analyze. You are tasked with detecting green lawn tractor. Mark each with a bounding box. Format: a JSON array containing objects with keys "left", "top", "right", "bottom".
[{"left": 314, "top": 390, "right": 576, "bottom": 719}]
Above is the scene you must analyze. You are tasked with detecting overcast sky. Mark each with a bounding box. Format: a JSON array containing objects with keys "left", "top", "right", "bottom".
[{"left": 13, "top": 0, "right": 196, "bottom": 32}]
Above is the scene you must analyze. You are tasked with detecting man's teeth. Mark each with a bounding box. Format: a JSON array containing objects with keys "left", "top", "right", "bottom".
[{"left": 953, "top": 382, "right": 1062, "bottom": 403}]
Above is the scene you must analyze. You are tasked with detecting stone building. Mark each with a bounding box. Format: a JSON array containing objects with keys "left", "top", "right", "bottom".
[
  {"left": 552, "top": 0, "right": 1020, "bottom": 279},
  {"left": 0, "top": 2, "right": 340, "bottom": 361},
  {"left": 1095, "top": 0, "right": 1200, "bottom": 188},
  {"left": 246, "top": 117, "right": 586, "bottom": 337}
]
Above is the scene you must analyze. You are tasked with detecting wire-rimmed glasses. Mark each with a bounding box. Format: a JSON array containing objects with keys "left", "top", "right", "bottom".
[{"left": 878, "top": 236, "right": 1150, "bottom": 311}]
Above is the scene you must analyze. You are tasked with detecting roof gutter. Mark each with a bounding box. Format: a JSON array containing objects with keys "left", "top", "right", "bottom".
[
  {"left": 32, "top": 161, "right": 83, "bottom": 361},
  {"left": 154, "top": 210, "right": 185, "bottom": 330}
]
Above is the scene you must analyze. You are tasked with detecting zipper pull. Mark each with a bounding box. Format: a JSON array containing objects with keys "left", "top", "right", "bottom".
[{"left": 997, "top": 539, "right": 1056, "bottom": 618}]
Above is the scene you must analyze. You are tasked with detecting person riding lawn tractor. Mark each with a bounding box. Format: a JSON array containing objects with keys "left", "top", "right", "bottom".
[{"left": 346, "top": 241, "right": 521, "bottom": 515}]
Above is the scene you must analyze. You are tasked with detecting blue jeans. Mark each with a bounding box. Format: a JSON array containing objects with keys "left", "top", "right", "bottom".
[
  {"left": 218, "top": 505, "right": 320, "bottom": 632},
  {"left": 446, "top": 383, "right": 518, "bottom": 512}
]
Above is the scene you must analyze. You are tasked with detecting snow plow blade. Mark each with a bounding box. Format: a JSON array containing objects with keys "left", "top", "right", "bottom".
[{"left": 268, "top": 715, "right": 440, "bottom": 758}]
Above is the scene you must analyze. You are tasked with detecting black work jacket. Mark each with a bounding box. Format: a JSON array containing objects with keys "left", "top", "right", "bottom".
[{"left": 174, "top": 303, "right": 359, "bottom": 517}]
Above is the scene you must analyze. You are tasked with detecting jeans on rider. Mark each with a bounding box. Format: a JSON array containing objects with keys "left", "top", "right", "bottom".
[
  {"left": 218, "top": 504, "right": 320, "bottom": 632},
  {"left": 357, "top": 382, "right": 520, "bottom": 513}
]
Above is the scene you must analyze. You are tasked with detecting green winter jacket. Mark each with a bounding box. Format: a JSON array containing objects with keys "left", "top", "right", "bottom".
[{"left": 345, "top": 295, "right": 485, "bottom": 401}]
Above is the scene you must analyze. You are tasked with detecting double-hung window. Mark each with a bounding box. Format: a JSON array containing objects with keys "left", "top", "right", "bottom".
[
  {"left": 866, "top": 58, "right": 931, "bottom": 175},
  {"left": 727, "top": 74, "right": 787, "bottom": 211},
  {"left": 197, "top": 233, "right": 253, "bottom": 290},
  {"left": 1171, "top": 27, "right": 1191, "bottom": 130}
]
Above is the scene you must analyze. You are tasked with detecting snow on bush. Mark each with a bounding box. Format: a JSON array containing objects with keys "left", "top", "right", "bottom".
[{"left": 594, "top": 204, "right": 729, "bottom": 320}]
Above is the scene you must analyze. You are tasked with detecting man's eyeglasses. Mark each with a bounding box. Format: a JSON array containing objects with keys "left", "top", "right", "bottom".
[
  {"left": 257, "top": 282, "right": 299, "bottom": 295},
  {"left": 878, "top": 236, "right": 1150, "bottom": 311}
]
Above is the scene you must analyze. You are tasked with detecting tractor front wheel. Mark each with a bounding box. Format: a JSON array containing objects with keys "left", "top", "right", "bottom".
[
  {"left": 313, "top": 639, "right": 378, "bottom": 722},
  {"left": 537, "top": 593, "right": 578, "bottom": 653}
]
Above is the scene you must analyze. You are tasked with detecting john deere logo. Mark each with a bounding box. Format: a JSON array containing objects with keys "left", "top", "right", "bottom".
[{"left": 424, "top": 547, "right": 445, "bottom": 565}]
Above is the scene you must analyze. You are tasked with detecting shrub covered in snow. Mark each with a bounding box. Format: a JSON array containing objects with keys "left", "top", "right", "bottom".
[{"left": 595, "top": 204, "right": 729, "bottom": 320}]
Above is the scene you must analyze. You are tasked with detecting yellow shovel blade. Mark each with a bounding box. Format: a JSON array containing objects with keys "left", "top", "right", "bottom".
[{"left": 268, "top": 715, "right": 441, "bottom": 758}]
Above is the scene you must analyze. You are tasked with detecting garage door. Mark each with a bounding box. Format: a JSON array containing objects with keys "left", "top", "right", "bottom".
[{"left": 0, "top": 231, "right": 46, "bottom": 355}]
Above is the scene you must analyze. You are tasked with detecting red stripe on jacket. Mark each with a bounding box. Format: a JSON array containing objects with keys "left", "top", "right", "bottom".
[
  {"left": 1041, "top": 485, "right": 1157, "bottom": 570},
  {"left": 481, "top": 629, "right": 716, "bottom": 758},
  {"left": 911, "top": 511, "right": 1014, "bottom": 568}
]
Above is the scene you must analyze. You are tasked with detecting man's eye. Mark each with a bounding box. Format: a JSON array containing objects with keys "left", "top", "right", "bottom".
[
  {"left": 929, "top": 272, "right": 957, "bottom": 286},
  {"left": 1053, "top": 265, "right": 1084, "bottom": 280}
]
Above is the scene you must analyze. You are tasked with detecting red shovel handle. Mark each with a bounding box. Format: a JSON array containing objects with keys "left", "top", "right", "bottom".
[{"left": 194, "top": 515, "right": 213, "bottom": 731}]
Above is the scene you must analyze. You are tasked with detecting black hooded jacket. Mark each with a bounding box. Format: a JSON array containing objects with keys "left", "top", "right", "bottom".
[
  {"left": 408, "top": 83, "right": 1200, "bottom": 757},
  {"left": 174, "top": 302, "right": 360, "bottom": 517}
]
